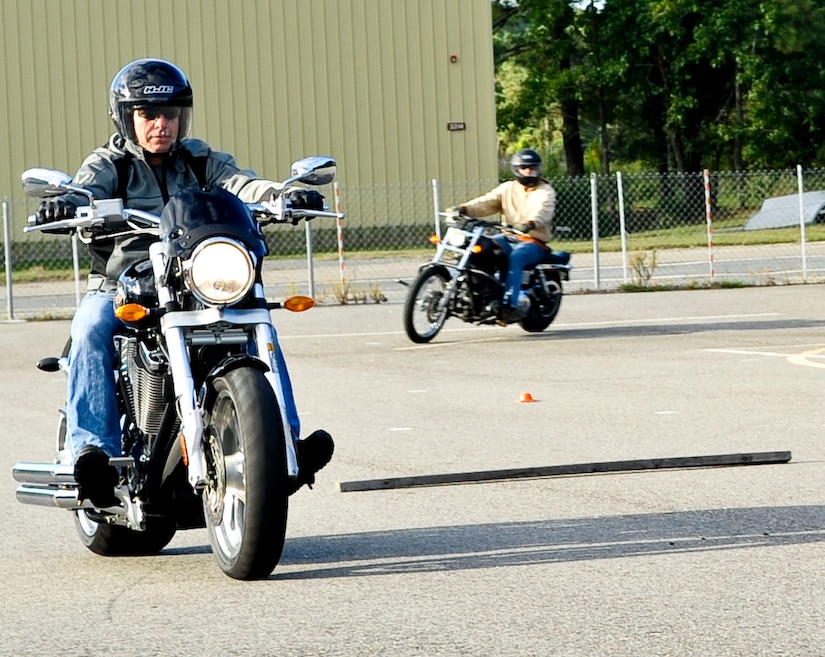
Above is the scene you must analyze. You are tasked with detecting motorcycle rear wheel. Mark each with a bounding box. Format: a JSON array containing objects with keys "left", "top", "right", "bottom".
[
  {"left": 203, "top": 367, "right": 288, "bottom": 580},
  {"left": 74, "top": 510, "right": 176, "bottom": 556},
  {"left": 403, "top": 267, "right": 451, "bottom": 343},
  {"left": 519, "top": 278, "right": 563, "bottom": 332},
  {"left": 66, "top": 409, "right": 176, "bottom": 556}
]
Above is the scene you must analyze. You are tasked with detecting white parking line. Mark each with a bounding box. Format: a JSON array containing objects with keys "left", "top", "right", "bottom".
[
  {"left": 706, "top": 345, "right": 825, "bottom": 369},
  {"left": 705, "top": 348, "right": 803, "bottom": 358},
  {"left": 788, "top": 348, "right": 825, "bottom": 369},
  {"left": 553, "top": 312, "right": 779, "bottom": 328}
]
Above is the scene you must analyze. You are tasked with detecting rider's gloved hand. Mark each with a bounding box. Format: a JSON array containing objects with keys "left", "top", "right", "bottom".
[
  {"left": 36, "top": 196, "right": 78, "bottom": 224},
  {"left": 284, "top": 188, "right": 325, "bottom": 211},
  {"left": 445, "top": 206, "right": 465, "bottom": 223},
  {"left": 513, "top": 220, "right": 536, "bottom": 233}
]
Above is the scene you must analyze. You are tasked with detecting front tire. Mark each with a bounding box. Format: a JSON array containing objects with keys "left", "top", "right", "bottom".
[
  {"left": 403, "top": 267, "right": 452, "bottom": 343},
  {"left": 203, "top": 367, "right": 288, "bottom": 580}
]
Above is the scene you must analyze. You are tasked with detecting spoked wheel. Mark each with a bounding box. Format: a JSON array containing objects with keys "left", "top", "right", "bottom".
[
  {"left": 520, "top": 278, "right": 563, "bottom": 333},
  {"left": 203, "top": 367, "right": 288, "bottom": 580},
  {"left": 403, "top": 267, "right": 452, "bottom": 343}
]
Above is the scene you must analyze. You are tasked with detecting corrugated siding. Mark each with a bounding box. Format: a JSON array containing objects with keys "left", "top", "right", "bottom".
[{"left": 1, "top": 0, "right": 496, "bottom": 229}]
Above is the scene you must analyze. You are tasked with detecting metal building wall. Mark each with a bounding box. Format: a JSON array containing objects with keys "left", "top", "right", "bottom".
[{"left": 0, "top": 0, "right": 497, "bottom": 227}]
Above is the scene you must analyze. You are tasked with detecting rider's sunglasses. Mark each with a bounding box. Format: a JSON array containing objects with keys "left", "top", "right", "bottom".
[{"left": 136, "top": 106, "right": 182, "bottom": 121}]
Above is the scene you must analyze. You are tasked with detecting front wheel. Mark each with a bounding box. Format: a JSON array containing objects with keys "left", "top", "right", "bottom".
[
  {"left": 403, "top": 267, "right": 452, "bottom": 343},
  {"left": 520, "top": 277, "right": 563, "bottom": 333},
  {"left": 203, "top": 367, "right": 288, "bottom": 580}
]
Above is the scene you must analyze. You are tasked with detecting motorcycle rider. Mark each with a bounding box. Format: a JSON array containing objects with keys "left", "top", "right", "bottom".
[
  {"left": 35, "top": 58, "right": 333, "bottom": 506},
  {"left": 454, "top": 148, "right": 556, "bottom": 321}
]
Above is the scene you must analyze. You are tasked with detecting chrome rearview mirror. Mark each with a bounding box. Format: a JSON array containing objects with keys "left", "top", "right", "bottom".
[
  {"left": 290, "top": 156, "right": 337, "bottom": 186},
  {"left": 21, "top": 167, "right": 94, "bottom": 202},
  {"left": 22, "top": 168, "right": 73, "bottom": 197}
]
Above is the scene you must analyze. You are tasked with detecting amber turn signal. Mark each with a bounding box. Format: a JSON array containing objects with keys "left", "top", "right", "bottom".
[
  {"left": 429, "top": 234, "right": 440, "bottom": 244},
  {"left": 114, "top": 303, "right": 150, "bottom": 322},
  {"left": 283, "top": 295, "right": 315, "bottom": 312}
]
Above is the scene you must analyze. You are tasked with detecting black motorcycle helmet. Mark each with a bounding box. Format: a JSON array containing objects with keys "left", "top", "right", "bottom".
[
  {"left": 108, "top": 58, "right": 194, "bottom": 149},
  {"left": 510, "top": 149, "right": 543, "bottom": 188}
]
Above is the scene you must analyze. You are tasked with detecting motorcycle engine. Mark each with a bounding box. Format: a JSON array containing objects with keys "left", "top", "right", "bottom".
[
  {"left": 119, "top": 337, "right": 173, "bottom": 440},
  {"left": 467, "top": 270, "right": 501, "bottom": 313}
]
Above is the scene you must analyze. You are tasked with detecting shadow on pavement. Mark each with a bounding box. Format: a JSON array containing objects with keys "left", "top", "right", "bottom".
[{"left": 270, "top": 505, "right": 825, "bottom": 580}]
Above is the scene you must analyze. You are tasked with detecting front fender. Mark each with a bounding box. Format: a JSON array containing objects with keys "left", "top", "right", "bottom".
[
  {"left": 417, "top": 262, "right": 454, "bottom": 278},
  {"left": 199, "top": 354, "right": 270, "bottom": 411}
]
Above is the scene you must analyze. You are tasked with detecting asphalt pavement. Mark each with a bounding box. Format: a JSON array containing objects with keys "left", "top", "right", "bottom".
[{"left": 1, "top": 285, "right": 824, "bottom": 656}]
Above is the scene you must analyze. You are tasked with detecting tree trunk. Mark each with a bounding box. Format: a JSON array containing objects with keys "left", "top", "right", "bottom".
[{"left": 560, "top": 97, "right": 585, "bottom": 176}]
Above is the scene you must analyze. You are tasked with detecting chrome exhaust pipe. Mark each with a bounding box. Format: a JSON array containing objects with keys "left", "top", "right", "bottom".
[
  {"left": 14, "top": 461, "right": 80, "bottom": 508},
  {"left": 13, "top": 461, "right": 75, "bottom": 486},
  {"left": 13, "top": 456, "right": 134, "bottom": 487},
  {"left": 13, "top": 458, "right": 136, "bottom": 510},
  {"left": 16, "top": 485, "right": 127, "bottom": 513},
  {"left": 15, "top": 485, "right": 79, "bottom": 508}
]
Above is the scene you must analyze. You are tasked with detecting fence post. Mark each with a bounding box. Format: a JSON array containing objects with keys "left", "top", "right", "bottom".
[
  {"left": 334, "top": 182, "right": 346, "bottom": 289},
  {"left": 797, "top": 164, "right": 808, "bottom": 282},
  {"left": 304, "top": 219, "right": 315, "bottom": 299},
  {"left": 3, "top": 198, "right": 14, "bottom": 320},
  {"left": 590, "top": 173, "right": 600, "bottom": 290},
  {"left": 616, "top": 172, "right": 628, "bottom": 284},
  {"left": 431, "top": 178, "right": 441, "bottom": 240},
  {"left": 703, "top": 169, "right": 714, "bottom": 283}
]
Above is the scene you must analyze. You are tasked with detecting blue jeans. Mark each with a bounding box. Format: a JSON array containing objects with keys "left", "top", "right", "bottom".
[
  {"left": 66, "top": 291, "right": 301, "bottom": 459},
  {"left": 491, "top": 236, "right": 547, "bottom": 307}
]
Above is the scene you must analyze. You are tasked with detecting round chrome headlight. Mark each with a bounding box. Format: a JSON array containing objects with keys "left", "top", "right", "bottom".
[
  {"left": 184, "top": 237, "right": 255, "bottom": 306},
  {"left": 444, "top": 227, "right": 468, "bottom": 246}
]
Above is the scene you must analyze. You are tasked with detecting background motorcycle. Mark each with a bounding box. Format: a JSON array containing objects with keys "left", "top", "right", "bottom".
[
  {"left": 403, "top": 213, "right": 572, "bottom": 343},
  {"left": 12, "top": 157, "right": 343, "bottom": 580}
]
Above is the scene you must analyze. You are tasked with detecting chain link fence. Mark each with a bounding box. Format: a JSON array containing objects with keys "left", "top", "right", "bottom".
[{"left": 4, "top": 168, "right": 825, "bottom": 319}]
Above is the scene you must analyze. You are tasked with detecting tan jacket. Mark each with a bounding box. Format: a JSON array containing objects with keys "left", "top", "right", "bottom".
[{"left": 460, "top": 179, "right": 556, "bottom": 243}]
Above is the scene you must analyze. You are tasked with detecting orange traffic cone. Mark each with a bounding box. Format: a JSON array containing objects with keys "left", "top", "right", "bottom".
[{"left": 518, "top": 392, "right": 536, "bottom": 403}]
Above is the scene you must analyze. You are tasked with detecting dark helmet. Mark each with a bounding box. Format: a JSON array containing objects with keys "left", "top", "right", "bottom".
[
  {"left": 510, "top": 149, "right": 543, "bottom": 187},
  {"left": 108, "top": 58, "right": 193, "bottom": 148}
]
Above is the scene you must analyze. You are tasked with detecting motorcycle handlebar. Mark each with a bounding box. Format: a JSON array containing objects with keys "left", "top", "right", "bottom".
[
  {"left": 24, "top": 202, "right": 345, "bottom": 235},
  {"left": 248, "top": 203, "right": 346, "bottom": 223},
  {"left": 23, "top": 215, "right": 103, "bottom": 234},
  {"left": 23, "top": 203, "right": 160, "bottom": 234}
]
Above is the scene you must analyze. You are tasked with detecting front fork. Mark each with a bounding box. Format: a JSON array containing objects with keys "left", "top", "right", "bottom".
[
  {"left": 253, "top": 322, "right": 299, "bottom": 478},
  {"left": 160, "top": 310, "right": 299, "bottom": 491},
  {"left": 161, "top": 323, "right": 207, "bottom": 489}
]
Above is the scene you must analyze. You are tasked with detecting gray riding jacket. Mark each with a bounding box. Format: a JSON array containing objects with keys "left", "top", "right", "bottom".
[{"left": 68, "top": 134, "right": 283, "bottom": 285}]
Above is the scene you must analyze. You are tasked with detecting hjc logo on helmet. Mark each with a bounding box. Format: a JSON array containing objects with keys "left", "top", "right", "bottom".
[{"left": 143, "top": 85, "right": 175, "bottom": 94}]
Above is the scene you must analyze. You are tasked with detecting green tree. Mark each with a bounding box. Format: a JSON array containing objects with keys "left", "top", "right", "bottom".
[
  {"left": 493, "top": 0, "right": 589, "bottom": 176},
  {"left": 739, "top": 0, "right": 825, "bottom": 168},
  {"left": 493, "top": 0, "right": 825, "bottom": 173}
]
